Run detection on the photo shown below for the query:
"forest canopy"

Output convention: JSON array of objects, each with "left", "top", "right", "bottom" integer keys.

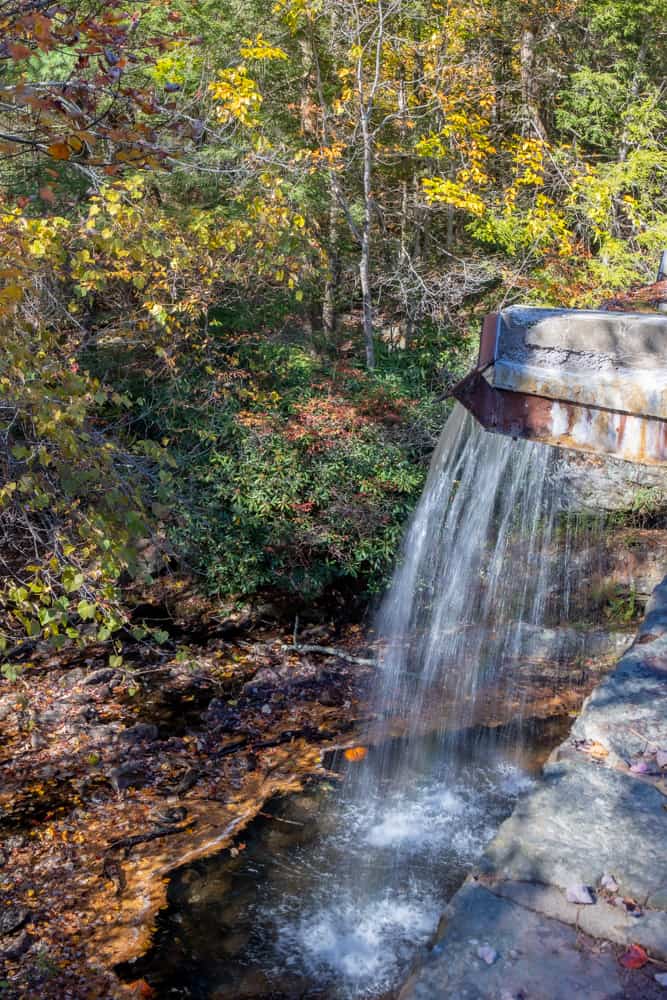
[{"left": 1, "top": 0, "right": 666, "bottom": 676}]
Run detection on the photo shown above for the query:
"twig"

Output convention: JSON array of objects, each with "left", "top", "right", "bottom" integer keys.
[
  {"left": 281, "top": 643, "right": 375, "bottom": 667},
  {"left": 107, "top": 821, "right": 194, "bottom": 855},
  {"left": 258, "top": 811, "right": 304, "bottom": 827}
]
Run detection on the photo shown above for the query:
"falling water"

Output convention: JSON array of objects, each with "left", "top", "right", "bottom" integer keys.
[
  {"left": 136, "top": 404, "right": 610, "bottom": 1000},
  {"left": 369, "top": 403, "right": 580, "bottom": 755}
]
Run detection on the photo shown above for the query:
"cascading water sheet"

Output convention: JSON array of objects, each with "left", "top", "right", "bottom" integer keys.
[{"left": 370, "top": 402, "right": 575, "bottom": 755}]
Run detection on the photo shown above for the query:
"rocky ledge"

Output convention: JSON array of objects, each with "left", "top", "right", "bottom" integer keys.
[{"left": 400, "top": 576, "right": 667, "bottom": 1000}]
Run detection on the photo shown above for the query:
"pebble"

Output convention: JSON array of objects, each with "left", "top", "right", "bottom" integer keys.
[
  {"left": 655, "top": 972, "right": 667, "bottom": 987},
  {"left": 600, "top": 873, "right": 619, "bottom": 893},
  {"left": 0, "top": 907, "right": 30, "bottom": 937},
  {"left": 566, "top": 884, "right": 595, "bottom": 905},
  {"left": 261, "top": 704, "right": 272, "bottom": 715},
  {"left": 118, "top": 722, "right": 159, "bottom": 744},
  {"left": 477, "top": 944, "right": 498, "bottom": 965}
]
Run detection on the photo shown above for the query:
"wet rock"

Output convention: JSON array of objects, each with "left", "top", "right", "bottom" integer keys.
[
  {"left": 0, "top": 930, "right": 34, "bottom": 961},
  {"left": 655, "top": 972, "right": 667, "bottom": 987},
  {"left": 83, "top": 668, "right": 118, "bottom": 686},
  {"left": 0, "top": 906, "right": 30, "bottom": 936},
  {"left": 204, "top": 698, "right": 240, "bottom": 733},
  {"left": 119, "top": 722, "right": 159, "bottom": 745},
  {"left": 600, "top": 874, "right": 619, "bottom": 893},
  {"left": 110, "top": 762, "right": 150, "bottom": 792}
]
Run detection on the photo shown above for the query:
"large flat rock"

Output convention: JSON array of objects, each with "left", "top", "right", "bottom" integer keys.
[
  {"left": 400, "top": 575, "right": 667, "bottom": 999},
  {"left": 479, "top": 759, "right": 667, "bottom": 906},
  {"left": 400, "top": 882, "right": 627, "bottom": 1000}
]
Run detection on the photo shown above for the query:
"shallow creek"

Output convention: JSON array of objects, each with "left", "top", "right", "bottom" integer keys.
[{"left": 128, "top": 722, "right": 567, "bottom": 1000}]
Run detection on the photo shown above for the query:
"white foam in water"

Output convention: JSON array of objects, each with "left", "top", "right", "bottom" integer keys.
[
  {"left": 284, "top": 889, "right": 440, "bottom": 993},
  {"left": 363, "top": 787, "right": 464, "bottom": 849},
  {"left": 255, "top": 757, "right": 533, "bottom": 998}
]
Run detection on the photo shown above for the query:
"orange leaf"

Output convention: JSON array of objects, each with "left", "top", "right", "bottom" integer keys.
[
  {"left": 128, "top": 981, "right": 156, "bottom": 999},
  {"left": 344, "top": 746, "right": 368, "bottom": 762},
  {"left": 47, "top": 142, "right": 70, "bottom": 161},
  {"left": 619, "top": 944, "right": 649, "bottom": 969},
  {"left": 39, "top": 185, "right": 55, "bottom": 203},
  {"left": 8, "top": 42, "right": 32, "bottom": 60}
]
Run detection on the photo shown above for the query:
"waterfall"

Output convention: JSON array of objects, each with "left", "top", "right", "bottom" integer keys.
[
  {"left": 296, "top": 404, "right": 602, "bottom": 997},
  {"left": 140, "top": 404, "right": 609, "bottom": 1000},
  {"left": 369, "top": 403, "right": 581, "bottom": 755}
]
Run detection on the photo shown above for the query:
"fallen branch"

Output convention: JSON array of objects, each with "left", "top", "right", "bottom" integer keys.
[
  {"left": 281, "top": 642, "right": 375, "bottom": 667},
  {"left": 107, "top": 821, "right": 194, "bottom": 855},
  {"left": 258, "top": 811, "right": 304, "bottom": 827}
]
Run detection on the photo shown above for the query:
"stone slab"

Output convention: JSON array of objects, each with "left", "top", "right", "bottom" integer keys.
[
  {"left": 568, "top": 645, "right": 667, "bottom": 765},
  {"left": 400, "top": 882, "right": 627, "bottom": 1000},
  {"left": 401, "top": 577, "right": 667, "bottom": 999},
  {"left": 488, "top": 880, "right": 667, "bottom": 961},
  {"left": 479, "top": 758, "right": 667, "bottom": 907}
]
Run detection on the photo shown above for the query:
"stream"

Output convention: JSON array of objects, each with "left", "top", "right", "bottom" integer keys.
[
  {"left": 129, "top": 724, "right": 566, "bottom": 1000},
  {"left": 124, "top": 406, "right": 609, "bottom": 999}
]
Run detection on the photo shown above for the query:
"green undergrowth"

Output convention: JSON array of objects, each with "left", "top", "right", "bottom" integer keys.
[{"left": 110, "top": 314, "right": 469, "bottom": 602}]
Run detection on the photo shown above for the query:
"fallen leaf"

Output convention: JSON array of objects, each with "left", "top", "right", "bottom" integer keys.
[
  {"left": 344, "top": 746, "right": 368, "bottom": 762},
  {"left": 577, "top": 740, "right": 608, "bottom": 760},
  {"left": 128, "top": 980, "right": 156, "bottom": 998},
  {"left": 47, "top": 142, "right": 70, "bottom": 161},
  {"left": 619, "top": 944, "right": 649, "bottom": 969}
]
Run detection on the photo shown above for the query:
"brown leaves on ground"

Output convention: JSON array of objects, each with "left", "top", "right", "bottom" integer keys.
[{"left": 0, "top": 618, "right": 372, "bottom": 998}]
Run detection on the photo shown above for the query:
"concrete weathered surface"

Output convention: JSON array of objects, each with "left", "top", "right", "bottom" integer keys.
[
  {"left": 400, "top": 576, "right": 667, "bottom": 1000},
  {"left": 453, "top": 307, "right": 667, "bottom": 465},
  {"left": 494, "top": 307, "right": 667, "bottom": 421}
]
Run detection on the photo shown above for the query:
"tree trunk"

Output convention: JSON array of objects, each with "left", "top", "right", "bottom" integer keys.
[
  {"left": 360, "top": 108, "right": 375, "bottom": 369},
  {"left": 322, "top": 184, "right": 340, "bottom": 339},
  {"left": 519, "top": 25, "right": 546, "bottom": 139}
]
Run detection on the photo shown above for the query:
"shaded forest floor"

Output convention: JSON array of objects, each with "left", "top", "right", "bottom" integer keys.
[{"left": 0, "top": 580, "right": 375, "bottom": 999}]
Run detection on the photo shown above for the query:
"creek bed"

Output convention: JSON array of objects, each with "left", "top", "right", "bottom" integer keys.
[{"left": 121, "top": 720, "right": 568, "bottom": 1000}]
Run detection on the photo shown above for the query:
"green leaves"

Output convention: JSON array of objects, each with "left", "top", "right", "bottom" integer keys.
[
  {"left": 62, "top": 568, "right": 85, "bottom": 594},
  {"left": 77, "top": 600, "right": 97, "bottom": 621}
]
